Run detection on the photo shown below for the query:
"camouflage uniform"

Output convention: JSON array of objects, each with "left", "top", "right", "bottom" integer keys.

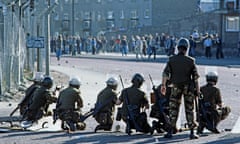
[
  {"left": 26, "top": 86, "right": 55, "bottom": 121},
  {"left": 119, "top": 86, "right": 152, "bottom": 133},
  {"left": 94, "top": 86, "right": 118, "bottom": 130},
  {"left": 200, "top": 83, "right": 231, "bottom": 131},
  {"left": 56, "top": 86, "right": 84, "bottom": 130},
  {"left": 162, "top": 53, "right": 200, "bottom": 130}
]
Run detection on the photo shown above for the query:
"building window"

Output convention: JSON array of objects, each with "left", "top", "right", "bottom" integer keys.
[
  {"left": 63, "top": 13, "right": 69, "bottom": 20},
  {"left": 64, "top": 0, "right": 69, "bottom": 4},
  {"left": 107, "top": 21, "right": 114, "bottom": 29},
  {"left": 97, "top": 11, "right": 102, "bottom": 21},
  {"left": 84, "top": 12, "right": 91, "bottom": 20},
  {"left": 96, "top": 0, "right": 101, "bottom": 3},
  {"left": 120, "top": 10, "right": 124, "bottom": 19},
  {"left": 62, "top": 20, "right": 70, "bottom": 31},
  {"left": 226, "top": 16, "right": 239, "bottom": 32},
  {"left": 225, "top": 0, "right": 236, "bottom": 9},
  {"left": 83, "top": 21, "right": 90, "bottom": 29},
  {"left": 130, "top": 20, "right": 138, "bottom": 28},
  {"left": 107, "top": 11, "right": 114, "bottom": 19},
  {"left": 131, "top": 10, "right": 138, "bottom": 19},
  {"left": 144, "top": 9, "right": 150, "bottom": 19}
]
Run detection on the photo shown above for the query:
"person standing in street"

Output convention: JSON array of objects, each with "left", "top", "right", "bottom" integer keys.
[
  {"left": 94, "top": 77, "right": 119, "bottom": 132},
  {"left": 215, "top": 34, "right": 224, "bottom": 59},
  {"left": 203, "top": 35, "right": 213, "bottom": 59},
  {"left": 161, "top": 38, "right": 200, "bottom": 139}
]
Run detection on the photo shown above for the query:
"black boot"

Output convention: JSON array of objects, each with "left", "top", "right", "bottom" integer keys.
[
  {"left": 164, "top": 128, "right": 173, "bottom": 138},
  {"left": 189, "top": 128, "right": 199, "bottom": 139},
  {"left": 197, "top": 124, "right": 204, "bottom": 135},
  {"left": 94, "top": 125, "right": 102, "bottom": 133}
]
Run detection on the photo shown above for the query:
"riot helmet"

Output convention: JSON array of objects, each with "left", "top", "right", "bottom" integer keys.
[
  {"left": 106, "top": 77, "right": 118, "bottom": 86},
  {"left": 42, "top": 76, "right": 53, "bottom": 89},
  {"left": 131, "top": 73, "right": 145, "bottom": 87},
  {"left": 106, "top": 77, "right": 118, "bottom": 90},
  {"left": 177, "top": 38, "right": 190, "bottom": 51},
  {"left": 69, "top": 77, "right": 81, "bottom": 88},
  {"left": 33, "top": 72, "right": 44, "bottom": 83},
  {"left": 206, "top": 71, "right": 218, "bottom": 83}
]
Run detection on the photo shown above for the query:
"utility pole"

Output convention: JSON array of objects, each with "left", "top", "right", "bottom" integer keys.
[
  {"left": 18, "top": 0, "right": 22, "bottom": 85},
  {"left": 72, "top": 0, "right": 74, "bottom": 36},
  {"left": 46, "top": 0, "right": 51, "bottom": 76}
]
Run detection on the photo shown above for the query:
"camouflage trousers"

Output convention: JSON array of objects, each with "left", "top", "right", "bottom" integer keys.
[{"left": 169, "top": 85, "right": 196, "bottom": 129}]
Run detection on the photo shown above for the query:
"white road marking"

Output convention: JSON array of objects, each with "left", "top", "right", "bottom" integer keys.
[{"left": 231, "top": 116, "right": 240, "bottom": 133}]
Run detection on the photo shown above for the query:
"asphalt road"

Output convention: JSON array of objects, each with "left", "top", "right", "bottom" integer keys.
[{"left": 0, "top": 53, "right": 239, "bottom": 144}]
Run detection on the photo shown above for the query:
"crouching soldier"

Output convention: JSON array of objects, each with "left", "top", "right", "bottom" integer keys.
[
  {"left": 150, "top": 82, "right": 172, "bottom": 134},
  {"left": 21, "top": 76, "right": 57, "bottom": 128},
  {"left": 116, "top": 73, "right": 153, "bottom": 135},
  {"left": 198, "top": 71, "right": 231, "bottom": 134},
  {"left": 18, "top": 72, "right": 43, "bottom": 115},
  {"left": 55, "top": 77, "right": 86, "bottom": 132},
  {"left": 94, "top": 77, "right": 119, "bottom": 132}
]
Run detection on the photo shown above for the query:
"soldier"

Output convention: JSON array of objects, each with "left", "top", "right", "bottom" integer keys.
[
  {"left": 161, "top": 38, "right": 200, "bottom": 139},
  {"left": 21, "top": 76, "right": 57, "bottom": 128},
  {"left": 150, "top": 81, "right": 173, "bottom": 134},
  {"left": 19, "top": 72, "right": 43, "bottom": 115},
  {"left": 198, "top": 71, "right": 231, "bottom": 134},
  {"left": 116, "top": 73, "right": 153, "bottom": 135},
  {"left": 56, "top": 77, "right": 85, "bottom": 132},
  {"left": 94, "top": 77, "right": 119, "bottom": 132}
]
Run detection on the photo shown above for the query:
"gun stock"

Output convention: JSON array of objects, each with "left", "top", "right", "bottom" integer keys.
[{"left": 149, "top": 74, "right": 171, "bottom": 127}]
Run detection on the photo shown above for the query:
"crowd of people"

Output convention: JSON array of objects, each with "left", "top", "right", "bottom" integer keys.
[
  {"left": 17, "top": 37, "right": 231, "bottom": 140},
  {"left": 51, "top": 30, "right": 233, "bottom": 62}
]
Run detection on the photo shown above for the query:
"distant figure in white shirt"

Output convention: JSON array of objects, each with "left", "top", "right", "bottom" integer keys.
[{"left": 203, "top": 35, "right": 213, "bottom": 59}]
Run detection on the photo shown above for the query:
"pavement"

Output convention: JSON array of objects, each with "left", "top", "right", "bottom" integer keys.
[{"left": 0, "top": 52, "right": 239, "bottom": 144}]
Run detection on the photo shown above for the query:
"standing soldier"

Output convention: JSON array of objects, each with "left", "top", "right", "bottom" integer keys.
[
  {"left": 198, "top": 71, "right": 231, "bottom": 134},
  {"left": 161, "top": 38, "right": 200, "bottom": 139},
  {"left": 94, "top": 77, "right": 119, "bottom": 132},
  {"left": 116, "top": 73, "right": 153, "bottom": 135},
  {"left": 21, "top": 76, "right": 57, "bottom": 128},
  {"left": 56, "top": 77, "right": 85, "bottom": 132}
]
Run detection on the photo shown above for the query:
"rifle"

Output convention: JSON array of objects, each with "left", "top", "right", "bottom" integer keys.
[
  {"left": 10, "top": 85, "right": 39, "bottom": 117},
  {"left": 79, "top": 98, "right": 114, "bottom": 122},
  {"left": 9, "top": 105, "right": 20, "bottom": 117},
  {"left": 119, "top": 75, "right": 143, "bottom": 135},
  {"left": 191, "top": 80, "right": 215, "bottom": 132},
  {"left": 197, "top": 93, "right": 215, "bottom": 131},
  {"left": 148, "top": 74, "right": 171, "bottom": 128}
]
